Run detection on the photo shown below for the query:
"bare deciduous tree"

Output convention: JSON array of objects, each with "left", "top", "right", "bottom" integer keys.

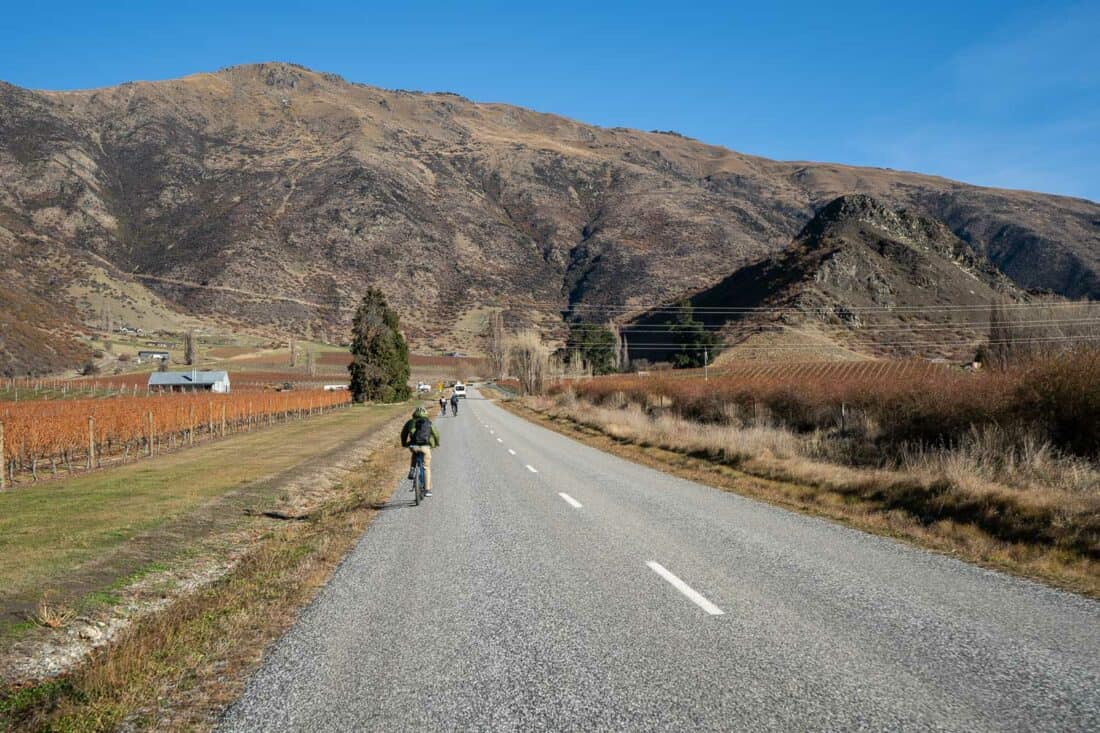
[
  {"left": 486, "top": 310, "right": 507, "bottom": 379},
  {"left": 184, "top": 330, "right": 196, "bottom": 366},
  {"left": 507, "top": 330, "right": 549, "bottom": 395},
  {"left": 983, "top": 298, "right": 1100, "bottom": 369}
]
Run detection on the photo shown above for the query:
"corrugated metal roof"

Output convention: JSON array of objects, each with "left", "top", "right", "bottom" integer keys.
[{"left": 148, "top": 371, "right": 229, "bottom": 386}]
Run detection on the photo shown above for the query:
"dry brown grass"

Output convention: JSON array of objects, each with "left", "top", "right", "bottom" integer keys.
[
  {"left": 515, "top": 394, "right": 1100, "bottom": 597},
  {"left": 898, "top": 426, "right": 1100, "bottom": 495},
  {"left": 31, "top": 595, "right": 76, "bottom": 631},
  {"left": 0, "top": 440, "right": 408, "bottom": 731}
]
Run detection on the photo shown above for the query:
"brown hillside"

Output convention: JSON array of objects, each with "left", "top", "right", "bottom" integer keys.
[
  {"left": 1, "top": 62, "right": 1097, "bottom": 373},
  {"left": 626, "top": 195, "right": 1033, "bottom": 362}
]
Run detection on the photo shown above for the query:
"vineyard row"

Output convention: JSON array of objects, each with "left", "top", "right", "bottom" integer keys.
[{"left": 0, "top": 390, "right": 352, "bottom": 488}]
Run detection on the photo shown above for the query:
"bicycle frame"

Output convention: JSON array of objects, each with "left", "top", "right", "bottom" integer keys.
[{"left": 412, "top": 451, "right": 426, "bottom": 505}]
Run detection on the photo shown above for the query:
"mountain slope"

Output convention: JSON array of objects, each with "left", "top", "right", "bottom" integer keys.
[
  {"left": 626, "top": 194, "right": 1032, "bottom": 362},
  {"left": 1, "top": 62, "right": 1098, "bottom": 374}
]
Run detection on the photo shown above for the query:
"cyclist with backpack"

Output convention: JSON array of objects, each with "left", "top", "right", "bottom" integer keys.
[
  {"left": 439, "top": 394, "right": 447, "bottom": 416},
  {"left": 449, "top": 391, "right": 459, "bottom": 416},
  {"left": 401, "top": 407, "right": 440, "bottom": 496}
]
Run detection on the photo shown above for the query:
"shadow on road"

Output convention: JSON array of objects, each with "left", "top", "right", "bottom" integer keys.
[{"left": 371, "top": 485, "right": 419, "bottom": 510}]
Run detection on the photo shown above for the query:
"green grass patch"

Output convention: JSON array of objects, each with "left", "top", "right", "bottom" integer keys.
[
  {"left": 0, "top": 439, "right": 406, "bottom": 731},
  {"left": 0, "top": 403, "right": 407, "bottom": 630}
]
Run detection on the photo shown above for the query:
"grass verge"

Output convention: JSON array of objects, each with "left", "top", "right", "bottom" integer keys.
[
  {"left": 0, "top": 436, "right": 408, "bottom": 731},
  {"left": 503, "top": 396, "right": 1099, "bottom": 599},
  {"left": 1, "top": 404, "right": 403, "bottom": 630}
]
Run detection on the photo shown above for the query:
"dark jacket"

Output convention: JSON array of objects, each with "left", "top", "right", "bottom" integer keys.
[{"left": 401, "top": 418, "right": 440, "bottom": 448}]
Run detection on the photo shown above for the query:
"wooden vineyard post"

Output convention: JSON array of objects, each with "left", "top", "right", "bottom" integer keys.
[
  {"left": 221, "top": 404, "right": 226, "bottom": 437},
  {"left": 189, "top": 405, "right": 195, "bottom": 447},
  {"left": 146, "top": 411, "right": 154, "bottom": 456},
  {"left": 0, "top": 421, "right": 6, "bottom": 490},
  {"left": 87, "top": 416, "right": 96, "bottom": 470},
  {"left": 208, "top": 401, "right": 214, "bottom": 436}
]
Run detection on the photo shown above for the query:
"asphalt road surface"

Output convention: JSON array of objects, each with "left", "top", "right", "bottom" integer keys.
[{"left": 220, "top": 388, "right": 1100, "bottom": 731}]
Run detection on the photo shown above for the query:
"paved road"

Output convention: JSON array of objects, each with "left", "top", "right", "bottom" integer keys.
[{"left": 221, "top": 389, "right": 1100, "bottom": 731}]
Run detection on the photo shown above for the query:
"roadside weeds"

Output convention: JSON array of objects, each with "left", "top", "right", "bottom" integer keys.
[
  {"left": 0, "top": 434, "right": 409, "bottom": 731},
  {"left": 503, "top": 397, "right": 1099, "bottom": 599}
]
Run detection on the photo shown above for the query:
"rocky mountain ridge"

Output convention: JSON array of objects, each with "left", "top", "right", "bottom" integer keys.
[
  {"left": 1, "top": 62, "right": 1098, "bottom": 374},
  {"left": 626, "top": 194, "right": 1032, "bottom": 362}
]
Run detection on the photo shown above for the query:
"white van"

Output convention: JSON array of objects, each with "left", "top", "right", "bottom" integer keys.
[{"left": 453, "top": 383, "right": 467, "bottom": 399}]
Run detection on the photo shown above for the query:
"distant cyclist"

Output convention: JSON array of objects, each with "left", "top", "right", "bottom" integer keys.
[
  {"left": 450, "top": 391, "right": 459, "bottom": 416},
  {"left": 401, "top": 407, "right": 440, "bottom": 497},
  {"left": 439, "top": 394, "right": 447, "bottom": 416}
]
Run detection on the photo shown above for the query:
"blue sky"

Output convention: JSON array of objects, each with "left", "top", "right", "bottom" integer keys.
[{"left": 3, "top": 1, "right": 1097, "bottom": 201}]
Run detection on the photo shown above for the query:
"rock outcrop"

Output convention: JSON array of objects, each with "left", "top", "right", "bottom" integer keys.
[{"left": 626, "top": 195, "right": 1033, "bottom": 361}]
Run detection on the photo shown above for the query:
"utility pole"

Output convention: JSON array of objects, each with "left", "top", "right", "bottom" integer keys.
[{"left": 704, "top": 348, "right": 709, "bottom": 381}]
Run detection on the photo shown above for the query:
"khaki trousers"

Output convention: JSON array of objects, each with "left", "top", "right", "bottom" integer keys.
[{"left": 409, "top": 445, "right": 432, "bottom": 491}]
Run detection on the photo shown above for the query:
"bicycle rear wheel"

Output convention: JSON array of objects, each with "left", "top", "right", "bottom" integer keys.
[{"left": 413, "top": 454, "right": 423, "bottom": 506}]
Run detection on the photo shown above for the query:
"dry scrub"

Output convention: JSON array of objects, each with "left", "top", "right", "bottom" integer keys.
[
  {"left": 517, "top": 391, "right": 1100, "bottom": 596},
  {"left": 562, "top": 350, "right": 1100, "bottom": 462}
]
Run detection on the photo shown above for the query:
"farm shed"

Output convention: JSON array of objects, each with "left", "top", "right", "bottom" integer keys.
[{"left": 148, "top": 370, "right": 231, "bottom": 394}]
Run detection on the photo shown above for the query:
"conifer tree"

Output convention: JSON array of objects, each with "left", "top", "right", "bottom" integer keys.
[
  {"left": 669, "top": 301, "right": 718, "bottom": 369},
  {"left": 348, "top": 289, "right": 411, "bottom": 403}
]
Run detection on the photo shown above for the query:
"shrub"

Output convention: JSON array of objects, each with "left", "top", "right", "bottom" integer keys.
[
  {"left": 559, "top": 352, "right": 1100, "bottom": 462},
  {"left": 1015, "top": 349, "right": 1100, "bottom": 459}
]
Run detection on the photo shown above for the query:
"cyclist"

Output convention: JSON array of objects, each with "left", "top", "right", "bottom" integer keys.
[
  {"left": 450, "top": 391, "right": 460, "bottom": 416},
  {"left": 401, "top": 407, "right": 440, "bottom": 496},
  {"left": 439, "top": 394, "right": 447, "bottom": 416}
]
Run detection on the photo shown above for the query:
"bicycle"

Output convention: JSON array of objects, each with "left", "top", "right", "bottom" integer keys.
[{"left": 411, "top": 451, "right": 427, "bottom": 505}]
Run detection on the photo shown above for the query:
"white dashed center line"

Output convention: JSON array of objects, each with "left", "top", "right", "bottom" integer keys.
[
  {"left": 496, "top": 438, "right": 503, "bottom": 443},
  {"left": 558, "top": 492, "right": 582, "bottom": 508},
  {"left": 645, "top": 561, "right": 725, "bottom": 616},
  {"left": 507, "top": 449, "right": 516, "bottom": 455},
  {"left": 525, "top": 464, "right": 538, "bottom": 473}
]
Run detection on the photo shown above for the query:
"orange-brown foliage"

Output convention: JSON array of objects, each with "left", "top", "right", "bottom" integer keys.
[
  {"left": 561, "top": 354, "right": 1100, "bottom": 459},
  {"left": 0, "top": 389, "right": 351, "bottom": 483}
]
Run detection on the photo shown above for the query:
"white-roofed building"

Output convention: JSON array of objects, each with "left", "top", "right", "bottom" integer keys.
[{"left": 148, "top": 370, "right": 230, "bottom": 393}]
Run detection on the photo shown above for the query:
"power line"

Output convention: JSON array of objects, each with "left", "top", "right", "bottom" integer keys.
[
  {"left": 557, "top": 334, "right": 1100, "bottom": 351},
  {"left": 553, "top": 301, "right": 1099, "bottom": 315},
  {"left": 497, "top": 298, "right": 1097, "bottom": 311},
  {"left": 611, "top": 317, "right": 1100, "bottom": 333}
]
